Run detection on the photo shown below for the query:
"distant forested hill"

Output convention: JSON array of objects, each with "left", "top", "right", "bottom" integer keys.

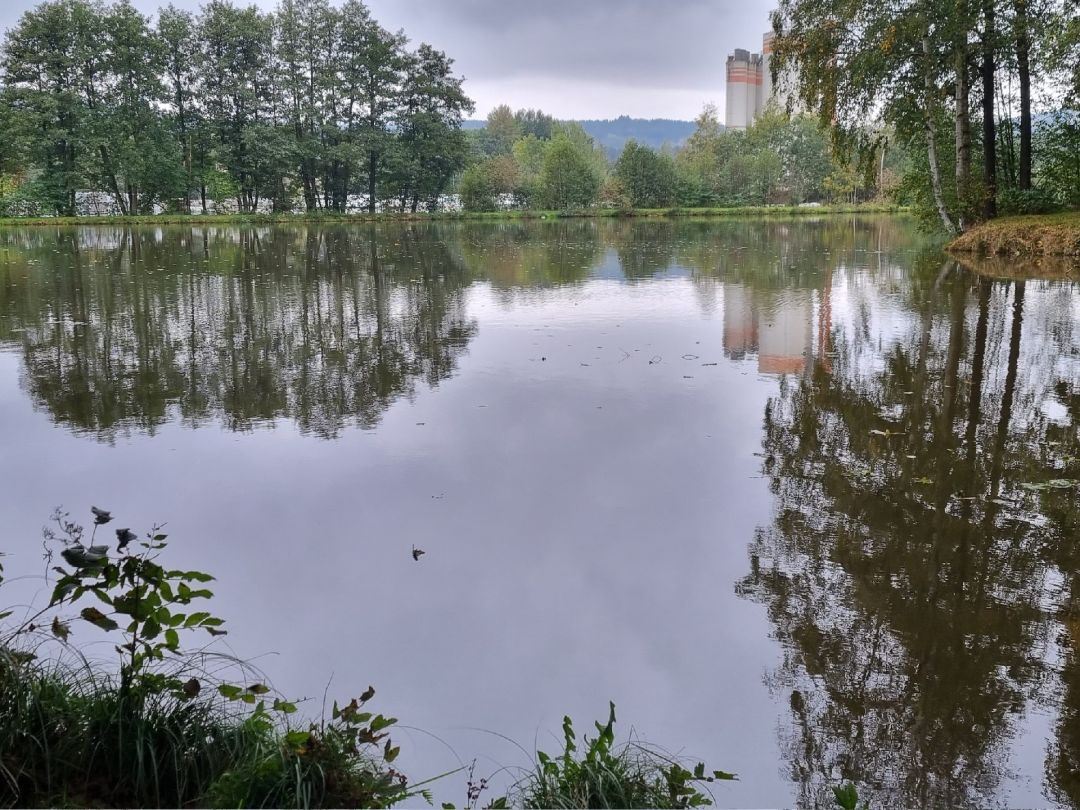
[
  {"left": 575, "top": 117, "right": 699, "bottom": 157},
  {"left": 463, "top": 116, "right": 700, "bottom": 157}
]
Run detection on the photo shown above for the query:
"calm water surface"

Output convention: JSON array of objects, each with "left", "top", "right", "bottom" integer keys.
[{"left": 1, "top": 217, "right": 1079, "bottom": 808}]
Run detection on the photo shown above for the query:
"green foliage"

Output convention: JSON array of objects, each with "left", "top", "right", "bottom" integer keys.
[
  {"left": 772, "top": 0, "right": 1080, "bottom": 231},
  {"left": 0, "top": 0, "right": 472, "bottom": 216},
  {"left": 998, "top": 187, "right": 1064, "bottom": 215},
  {"left": 1033, "top": 114, "right": 1080, "bottom": 208},
  {"left": 395, "top": 44, "right": 474, "bottom": 212},
  {"left": 34, "top": 509, "right": 227, "bottom": 694},
  {"left": 0, "top": 506, "right": 423, "bottom": 808},
  {"left": 674, "top": 105, "right": 844, "bottom": 207},
  {"left": 515, "top": 109, "right": 556, "bottom": 140},
  {"left": 833, "top": 783, "right": 861, "bottom": 810},
  {"left": 540, "top": 135, "right": 601, "bottom": 211},
  {"left": 833, "top": 782, "right": 872, "bottom": 810},
  {"left": 0, "top": 653, "right": 256, "bottom": 807},
  {"left": 614, "top": 141, "right": 676, "bottom": 208},
  {"left": 459, "top": 164, "right": 497, "bottom": 212},
  {"left": 205, "top": 689, "right": 418, "bottom": 809},
  {"left": 512, "top": 703, "right": 734, "bottom": 809}
]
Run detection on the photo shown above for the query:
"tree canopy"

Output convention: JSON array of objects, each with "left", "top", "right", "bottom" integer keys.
[
  {"left": 0, "top": 0, "right": 474, "bottom": 216},
  {"left": 769, "top": 0, "right": 1080, "bottom": 230}
]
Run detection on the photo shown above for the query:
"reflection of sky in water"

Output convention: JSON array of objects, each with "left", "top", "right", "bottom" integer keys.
[{"left": 0, "top": 218, "right": 1078, "bottom": 808}]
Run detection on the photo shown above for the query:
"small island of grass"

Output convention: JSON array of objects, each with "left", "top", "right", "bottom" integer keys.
[{"left": 947, "top": 211, "right": 1080, "bottom": 259}]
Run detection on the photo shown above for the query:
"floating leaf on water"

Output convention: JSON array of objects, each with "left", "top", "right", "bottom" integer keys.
[
  {"left": 914, "top": 477, "right": 934, "bottom": 485},
  {"left": 1020, "top": 479, "right": 1078, "bottom": 492}
]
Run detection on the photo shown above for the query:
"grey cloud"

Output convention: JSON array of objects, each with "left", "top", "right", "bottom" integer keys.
[
  {"left": 369, "top": 0, "right": 772, "bottom": 90},
  {"left": 0, "top": 0, "right": 774, "bottom": 118}
]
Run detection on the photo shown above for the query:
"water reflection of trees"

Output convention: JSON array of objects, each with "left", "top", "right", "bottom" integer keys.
[
  {"left": 736, "top": 263, "right": 1080, "bottom": 807},
  {"left": 449, "top": 220, "right": 603, "bottom": 291},
  {"left": 0, "top": 225, "right": 477, "bottom": 439},
  {"left": 0, "top": 216, "right": 945, "bottom": 441}
]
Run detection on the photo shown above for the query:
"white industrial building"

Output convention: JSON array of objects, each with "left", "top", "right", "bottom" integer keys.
[{"left": 725, "top": 32, "right": 790, "bottom": 130}]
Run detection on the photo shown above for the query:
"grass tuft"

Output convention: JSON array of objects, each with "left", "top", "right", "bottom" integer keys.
[
  {"left": 508, "top": 703, "right": 734, "bottom": 809},
  {"left": 0, "top": 651, "right": 250, "bottom": 807}
]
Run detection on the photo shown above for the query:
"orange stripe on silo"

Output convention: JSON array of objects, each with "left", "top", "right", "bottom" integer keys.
[{"left": 759, "top": 355, "right": 806, "bottom": 374}]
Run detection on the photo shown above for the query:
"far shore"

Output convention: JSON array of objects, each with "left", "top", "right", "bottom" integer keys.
[{"left": 0, "top": 202, "right": 905, "bottom": 228}]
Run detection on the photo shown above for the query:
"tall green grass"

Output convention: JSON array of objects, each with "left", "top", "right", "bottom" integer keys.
[
  {"left": 0, "top": 649, "right": 422, "bottom": 809},
  {"left": 508, "top": 703, "right": 735, "bottom": 809},
  {"left": 0, "top": 652, "right": 249, "bottom": 806}
]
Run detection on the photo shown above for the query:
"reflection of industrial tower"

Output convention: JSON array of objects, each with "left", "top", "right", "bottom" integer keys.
[
  {"left": 725, "top": 32, "right": 788, "bottom": 130},
  {"left": 722, "top": 281, "right": 833, "bottom": 376}
]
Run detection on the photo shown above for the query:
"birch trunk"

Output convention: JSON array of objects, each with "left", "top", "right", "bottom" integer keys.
[{"left": 924, "top": 34, "right": 958, "bottom": 235}]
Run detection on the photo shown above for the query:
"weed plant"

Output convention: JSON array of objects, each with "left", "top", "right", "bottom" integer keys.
[
  {"left": 507, "top": 703, "right": 735, "bottom": 809},
  {"left": 0, "top": 508, "right": 420, "bottom": 809}
]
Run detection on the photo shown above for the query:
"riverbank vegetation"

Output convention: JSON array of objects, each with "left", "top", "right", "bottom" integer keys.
[
  {"left": 947, "top": 211, "right": 1080, "bottom": 257},
  {"left": 0, "top": 507, "right": 733, "bottom": 808},
  {"left": 0, "top": 0, "right": 883, "bottom": 220},
  {"left": 0, "top": 0, "right": 1076, "bottom": 240},
  {"left": 770, "top": 0, "right": 1080, "bottom": 235},
  {"left": 0, "top": 202, "right": 903, "bottom": 228},
  {"left": 458, "top": 105, "right": 901, "bottom": 213}
]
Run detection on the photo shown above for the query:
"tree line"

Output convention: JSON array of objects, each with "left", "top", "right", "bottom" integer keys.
[
  {"left": 769, "top": 0, "right": 1080, "bottom": 232},
  {"left": 458, "top": 102, "right": 902, "bottom": 212},
  {"left": 3, "top": 0, "right": 1075, "bottom": 225},
  {"left": 0, "top": 0, "right": 473, "bottom": 217}
]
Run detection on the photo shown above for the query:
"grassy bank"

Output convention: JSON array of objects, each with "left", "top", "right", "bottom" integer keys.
[
  {"left": 947, "top": 211, "right": 1080, "bottom": 258},
  {"left": 0, "top": 508, "right": 734, "bottom": 809},
  {"left": 0, "top": 654, "right": 421, "bottom": 809},
  {"left": 0, "top": 203, "right": 904, "bottom": 228}
]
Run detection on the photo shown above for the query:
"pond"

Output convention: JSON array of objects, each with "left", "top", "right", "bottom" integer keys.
[{"left": 1, "top": 216, "right": 1078, "bottom": 808}]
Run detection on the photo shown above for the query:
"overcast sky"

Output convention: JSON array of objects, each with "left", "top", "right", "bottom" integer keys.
[{"left": 0, "top": 0, "right": 775, "bottom": 120}]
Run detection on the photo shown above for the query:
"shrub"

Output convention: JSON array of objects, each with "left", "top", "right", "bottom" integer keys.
[
  {"left": 613, "top": 141, "right": 676, "bottom": 209},
  {"left": 459, "top": 165, "right": 497, "bottom": 212},
  {"left": 540, "top": 136, "right": 601, "bottom": 211},
  {"left": 998, "top": 187, "right": 1063, "bottom": 216}
]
